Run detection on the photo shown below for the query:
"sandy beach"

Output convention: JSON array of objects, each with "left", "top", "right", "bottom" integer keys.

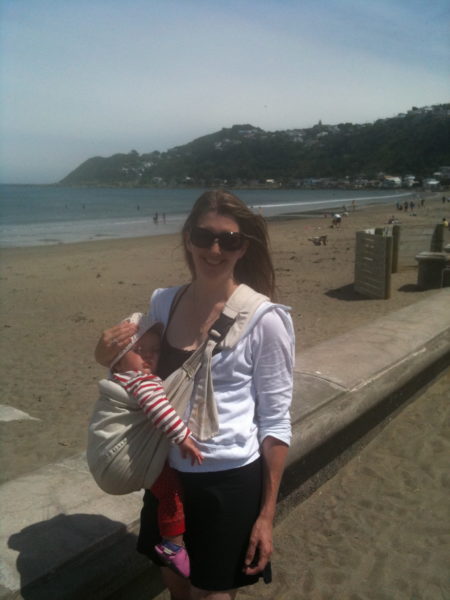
[
  {"left": 240, "top": 368, "right": 450, "bottom": 600},
  {"left": 0, "top": 193, "right": 448, "bottom": 482}
]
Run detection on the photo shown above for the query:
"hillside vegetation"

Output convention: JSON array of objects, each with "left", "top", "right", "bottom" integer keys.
[{"left": 60, "top": 104, "right": 450, "bottom": 187}]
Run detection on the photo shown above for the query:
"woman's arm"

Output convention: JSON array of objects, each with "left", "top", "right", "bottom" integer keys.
[
  {"left": 243, "top": 309, "right": 295, "bottom": 575},
  {"left": 94, "top": 287, "right": 177, "bottom": 367},
  {"left": 243, "top": 436, "right": 289, "bottom": 575},
  {"left": 94, "top": 321, "right": 137, "bottom": 366}
]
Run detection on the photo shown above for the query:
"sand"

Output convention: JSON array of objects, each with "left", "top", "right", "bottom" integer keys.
[
  {"left": 240, "top": 369, "right": 450, "bottom": 600},
  {"left": 0, "top": 193, "right": 447, "bottom": 482}
]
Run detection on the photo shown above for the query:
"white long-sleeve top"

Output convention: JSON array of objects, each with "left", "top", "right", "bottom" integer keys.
[
  {"left": 149, "top": 286, "right": 295, "bottom": 473},
  {"left": 112, "top": 370, "right": 190, "bottom": 445}
]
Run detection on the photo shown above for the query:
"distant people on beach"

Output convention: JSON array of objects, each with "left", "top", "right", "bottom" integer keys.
[
  {"left": 308, "top": 235, "right": 328, "bottom": 246},
  {"left": 331, "top": 213, "right": 342, "bottom": 228},
  {"left": 153, "top": 212, "right": 159, "bottom": 224}
]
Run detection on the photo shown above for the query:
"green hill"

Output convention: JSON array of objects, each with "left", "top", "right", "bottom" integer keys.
[{"left": 60, "top": 104, "right": 450, "bottom": 187}]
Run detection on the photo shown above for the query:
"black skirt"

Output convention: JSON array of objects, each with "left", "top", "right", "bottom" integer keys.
[{"left": 137, "top": 458, "right": 271, "bottom": 591}]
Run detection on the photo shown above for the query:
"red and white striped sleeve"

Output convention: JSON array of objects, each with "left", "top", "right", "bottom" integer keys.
[{"left": 113, "top": 371, "right": 189, "bottom": 445}]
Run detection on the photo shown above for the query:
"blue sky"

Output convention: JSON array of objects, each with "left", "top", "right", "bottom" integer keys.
[{"left": 1, "top": 0, "right": 449, "bottom": 184}]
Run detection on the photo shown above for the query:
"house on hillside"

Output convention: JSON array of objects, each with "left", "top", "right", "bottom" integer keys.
[
  {"left": 381, "top": 175, "right": 402, "bottom": 188},
  {"left": 423, "top": 178, "right": 440, "bottom": 189},
  {"left": 403, "top": 175, "right": 418, "bottom": 187}
]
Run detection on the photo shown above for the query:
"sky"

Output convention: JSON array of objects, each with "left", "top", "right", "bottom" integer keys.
[{"left": 1, "top": 0, "right": 449, "bottom": 184}]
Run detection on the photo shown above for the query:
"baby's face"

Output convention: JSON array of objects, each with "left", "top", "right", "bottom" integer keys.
[{"left": 115, "top": 330, "right": 161, "bottom": 374}]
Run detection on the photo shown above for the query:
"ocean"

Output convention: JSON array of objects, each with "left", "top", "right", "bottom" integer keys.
[{"left": 0, "top": 185, "right": 414, "bottom": 248}]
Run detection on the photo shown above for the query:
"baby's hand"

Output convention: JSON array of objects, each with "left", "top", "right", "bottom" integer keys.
[{"left": 179, "top": 436, "right": 203, "bottom": 466}]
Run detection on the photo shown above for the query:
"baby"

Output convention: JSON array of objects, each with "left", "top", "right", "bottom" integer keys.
[{"left": 110, "top": 313, "right": 202, "bottom": 578}]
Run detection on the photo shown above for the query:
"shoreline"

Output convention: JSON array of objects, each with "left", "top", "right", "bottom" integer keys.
[
  {"left": 0, "top": 192, "right": 428, "bottom": 253},
  {"left": 2, "top": 181, "right": 440, "bottom": 190},
  {"left": 0, "top": 189, "right": 418, "bottom": 250}
]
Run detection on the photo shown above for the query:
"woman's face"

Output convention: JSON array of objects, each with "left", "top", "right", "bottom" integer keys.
[{"left": 185, "top": 211, "right": 248, "bottom": 284}]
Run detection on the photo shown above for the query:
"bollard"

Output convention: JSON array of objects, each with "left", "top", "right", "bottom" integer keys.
[
  {"left": 430, "top": 224, "right": 445, "bottom": 252},
  {"left": 415, "top": 252, "right": 448, "bottom": 289},
  {"left": 442, "top": 267, "right": 450, "bottom": 287},
  {"left": 392, "top": 225, "right": 400, "bottom": 273}
]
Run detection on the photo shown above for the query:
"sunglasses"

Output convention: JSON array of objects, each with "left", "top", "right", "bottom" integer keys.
[{"left": 190, "top": 226, "right": 248, "bottom": 251}]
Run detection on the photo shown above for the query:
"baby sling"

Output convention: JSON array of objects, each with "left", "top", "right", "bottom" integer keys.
[{"left": 86, "top": 284, "right": 269, "bottom": 495}]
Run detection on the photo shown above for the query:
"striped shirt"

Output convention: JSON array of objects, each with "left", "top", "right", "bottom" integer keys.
[{"left": 112, "top": 371, "right": 190, "bottom": 445}]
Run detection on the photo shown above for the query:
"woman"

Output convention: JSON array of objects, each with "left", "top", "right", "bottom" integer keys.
[{"left": 95, "top": 190, "right": 295, "bottom": 599}]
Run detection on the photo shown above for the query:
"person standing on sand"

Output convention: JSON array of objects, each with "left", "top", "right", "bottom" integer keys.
[
  {"left": 332, "top": 213, "right": 342, "bottom": 228},
  {"left": 94, "top": 189, "right": 295, "bottom": 600}
]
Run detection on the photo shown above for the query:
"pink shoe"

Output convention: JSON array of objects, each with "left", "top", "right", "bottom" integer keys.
[{"left": 155, "top": 541, "right": 190, "bottom": 578}]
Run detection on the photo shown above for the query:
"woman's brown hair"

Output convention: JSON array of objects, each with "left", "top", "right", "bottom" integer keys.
[{"left": 181, "top": 189, "right": 276, "bottom": 299}]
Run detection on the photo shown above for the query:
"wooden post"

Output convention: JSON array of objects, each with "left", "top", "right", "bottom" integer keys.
[
  {"left": 430, "top": 224, "right": 445, "bottom": 252},
  {"left": 354, "top": 231, "right": 393, "bottom": 299},
  {"left": 384, "top": 236, "right": 393, "bottom": 298},
  {"left": 391, "top": 225, "right": 400, "bottom": 273}
]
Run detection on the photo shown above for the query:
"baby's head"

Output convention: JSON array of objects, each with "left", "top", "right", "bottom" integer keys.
[{"left": 110, "top": 312, "right": 163, "bottom": 375}]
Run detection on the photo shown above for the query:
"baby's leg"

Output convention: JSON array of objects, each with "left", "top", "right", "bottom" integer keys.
[
  {"left": 151, "top": 462, "right": 185, "bottom": 543},
  {"left": 152, "top": 463, "right": 190, "bottom": 578}
]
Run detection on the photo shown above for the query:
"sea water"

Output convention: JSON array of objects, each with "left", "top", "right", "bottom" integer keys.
[{"left": 0, "top": 185, "right": 413, "bottom": 248}]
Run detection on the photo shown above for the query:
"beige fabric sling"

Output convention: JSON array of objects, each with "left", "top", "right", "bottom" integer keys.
[{"left": 87, "top": 284, "right": 268, "bottom": 495}]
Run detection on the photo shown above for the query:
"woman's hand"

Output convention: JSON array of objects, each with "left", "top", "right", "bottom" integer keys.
[
  {"left": 179, "top": 436, "right": 204, "bottom": 466},
  {"left": 94, "top": 321, "right": 137, "bottom": 367},
  {"left": 243, "top": 515, "right": 273, "bottom": 575}
]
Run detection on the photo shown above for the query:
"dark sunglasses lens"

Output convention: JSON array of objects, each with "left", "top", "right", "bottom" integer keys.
[
  {"left": 190, "top": 227, "right": 214, "bottom": 248},
  {"left": 190, "top": 228, "right": 245, "bottom": 251},
  {"left": 220, "top": 232, "right": 244, "bottom": 251}
]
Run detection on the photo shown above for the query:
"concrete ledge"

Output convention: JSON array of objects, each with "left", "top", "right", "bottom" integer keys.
[
  {"left": 0, "top": 455, "right": 146, "bottom": 600},
  {"left": 1, "top": 289, "right": 449, "bottom": 599},
  {"left": 289, "top": 288, "right": 450, "bottom": 466}
]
